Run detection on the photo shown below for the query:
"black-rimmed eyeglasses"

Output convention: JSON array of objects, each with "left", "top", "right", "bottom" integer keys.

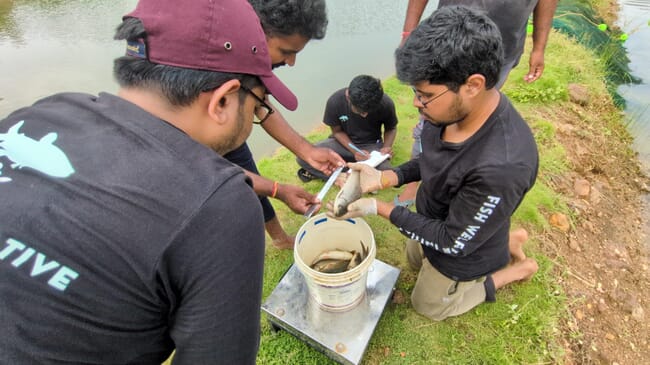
[
  {"left": 241, "top": 86, "right": 274, "bottom": 124},
  {"left": 411, "top": 87, "right": 450, "bottom": 107}
]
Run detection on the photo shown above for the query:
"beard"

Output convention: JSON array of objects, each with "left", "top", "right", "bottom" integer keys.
[
  {"left": 272, "top": 62, "right": 286, "bottom": 69},
  {"left": 419, "top": 93, "right": 467, "bottom": 127},
  {"left": 211, "top": 109, "right": 251, "bottom": 155}
]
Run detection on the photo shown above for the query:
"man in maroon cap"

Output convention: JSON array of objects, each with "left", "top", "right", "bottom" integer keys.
[{"left": 0, "top": 0, "right": 288, "bottom": 363}]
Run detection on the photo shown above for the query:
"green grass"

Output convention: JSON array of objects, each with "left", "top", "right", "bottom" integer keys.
[{"left": 251, "top": 29, "right": 627, "bottom": 365}]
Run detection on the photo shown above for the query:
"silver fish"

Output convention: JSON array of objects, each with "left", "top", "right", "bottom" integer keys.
[
  {"left": 310, "top": 249, "right": 354, "bottom": 266},
  {"left": 359, "top": 240, "right": 368, "bottom": 261},
  {"left": 346, "top": 250, "right": 362, "bottom": 270},
  {"left": 312, "top": 259, "right": 351, "bottom": 273},
  {"left": 333, "top": 170, "right": 362, "bottom": 217}
]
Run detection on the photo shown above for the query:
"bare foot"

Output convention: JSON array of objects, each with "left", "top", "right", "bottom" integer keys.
[
  {"left": 509, "top": 228, "right": 529, "bottom": 263},
  {"left": 518, "top": 258, "right": 539, "bottom": 281},
  {"left": 265, "top": 217, "right": 294, "bottom": 249},
  {"left": 271, "top": 235, "right": 295, "bottom": 250},
  {"left": 492, "top": 257, "right": 539, "bottom": 289}
]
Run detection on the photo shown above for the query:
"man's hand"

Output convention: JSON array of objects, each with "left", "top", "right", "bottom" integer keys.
[
  {"left": 275, "top": 183, "right": 320, "bottom": 214},
  {"left": 326, "top": 198, "right": 377, "bottom": 220},
  {"left": 379, "top": 146, "right": 393, "bottom": 157},
  {"left": 524, "top": 49, "right": 545, "bottom": 83},
  {"left": 353, "top": 150, "right": 370, "bottom": 162},
  {"left": 303, "top": 146, "right": 345, "bottom": 176},
  {"left": 347, "top": 163, "right": 383, "bottom": 193}
]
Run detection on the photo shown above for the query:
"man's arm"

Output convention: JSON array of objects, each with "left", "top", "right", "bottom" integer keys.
[
  {"left": 388, "top": 165, "right": 533, "bottom": 256},
  {"left": 168, "top": 181, "right": 265, "bottom": 364},
  {"left": 260, "top": 105, "right": 312, "bottom": 159},
  {"left": 381, "top": 128, "right": 397, "bottom": 156},
  {"left": 330, "top": 125, "right": 369, "bottom": 161},
  {"left": 380, "top": 97, "right": 399, "bottom": 155},
  {"left": 525, "top": 0, "right": 558, "bottom": 83},
  {"left": 402, "top": 0, "right": 429, "bottom": 44},
  {"left": 261, "top": 100, "right": 344, "bottom": 176},
  {"left": 243, "top": 169, "right": 318, "bottom": 215}
]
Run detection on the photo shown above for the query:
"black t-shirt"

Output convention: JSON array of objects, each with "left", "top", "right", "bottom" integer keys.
[
  {"left": 438, "top": 0, "right": 539, "bottom": 67},
  {"left": 323, "top": 88, "right": 398, "bottom": 144},
  {"left": 0, "top": 93, "right": 265, "bottom": 364},
  {"left": 390, "top": 94, "right": 538, "bottom": 281}
]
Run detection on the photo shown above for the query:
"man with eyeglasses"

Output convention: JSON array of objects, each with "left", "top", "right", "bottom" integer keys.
[
  {"left": 329, "top": 6, "right": 539, "bottom": 321},
  {"left": 220, "top": 0, "right": 344, "bottom": 250},
  {"left": 397, "top": 0, "right": 558, "bottom": 208},
  {"left": 295, "top": 75, "right": 398, "bottom": 181},
  {"left": 241, "top": 85, "right": 275, "bottom": 125},
  {"left": 0, "top": 0, "right": 294, "bottom": 363}
]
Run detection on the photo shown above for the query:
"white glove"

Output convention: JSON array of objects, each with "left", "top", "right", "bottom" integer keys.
[
  {"left": 327, "top": 198, "right": 377, "bottom": 220},
  {"left": 347, "top": 163, "right": 383, "bottom": 193}
]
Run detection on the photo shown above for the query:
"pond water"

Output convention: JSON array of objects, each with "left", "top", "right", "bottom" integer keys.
[
  {"left": 0, "top": 0, "right": 437, "bottom": 159},
  {"left": 616, "top": 0, "right": 650, "bottom": 246},
  {"left": 0, "top": 0, "right": 647, "bottom": 169},
  {"left": 617, "top": 0, "right": 650, "bottom": 176}
]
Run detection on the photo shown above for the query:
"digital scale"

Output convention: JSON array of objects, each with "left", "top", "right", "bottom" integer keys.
[{"left": 261, "top": 259, "right": 400, "bottom": 365}]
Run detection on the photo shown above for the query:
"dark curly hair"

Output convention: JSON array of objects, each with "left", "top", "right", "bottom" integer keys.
[
  {"left": 248, "top": 0, "right": 327, "bottom": 40},
  {"left": 348, "top": 75, "right": 384, "bottom": 114},
  {"left": 395, "top": 5, "right": 503, "bottom": 91}
]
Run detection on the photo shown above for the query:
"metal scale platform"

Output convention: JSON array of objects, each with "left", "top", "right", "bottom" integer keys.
[{"left": 261, "top": 259, "right": 400, "bottom": 365}]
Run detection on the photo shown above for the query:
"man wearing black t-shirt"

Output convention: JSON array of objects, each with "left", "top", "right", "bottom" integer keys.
[
  {"left": 297, "top": 75, "right": 398, "bottom": 181},
  {"left": 0, "top": 0, "right": 295, "bottom": 363},
  {"left": 397, "top": 0, "right": 558, "bottom": 207},
  {"left": 228, "top": 0, "right": 345, "bottom": 249},
  {"left": 330, "top": 6, "right": 539, "bottom": 321}
]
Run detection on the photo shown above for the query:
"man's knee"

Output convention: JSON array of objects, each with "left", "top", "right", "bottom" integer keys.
[
  {"left": 410, "top": 261, "right": 489, "bottom": 321},
  {"left": 411, "top": 295, "right": 451, "bottom": 321}
]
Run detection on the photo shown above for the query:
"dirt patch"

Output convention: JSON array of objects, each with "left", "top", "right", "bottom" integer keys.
[{"left": 529, "top": 92, "right": 650, "bottom": 363}]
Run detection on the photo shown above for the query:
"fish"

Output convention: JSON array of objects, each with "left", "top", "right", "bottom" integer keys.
[
  {"left": 0, "top": 120, "right": 75, "bottom": 178},
  {"left": 309, "top": 245, "right": 370, "bottom": 273},
  {"left": 311, "top": 249, "right": 354, "bottom": 266},
  {"left": 312, "top": 259, "right": 351, "bottom": 273},
  {"left": 346, "top": 250, "right": 362, "bottom": 270},
  {"left": 333, "top": 170, "right": 362, "bottom": 217},
  {"left": 360, "top": 240, "right": 368, "bottom": 260}
]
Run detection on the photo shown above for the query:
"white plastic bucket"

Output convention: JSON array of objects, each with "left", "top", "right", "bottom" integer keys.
[{"left": 294, "top": 213, "right": 376, "bottom": 312}]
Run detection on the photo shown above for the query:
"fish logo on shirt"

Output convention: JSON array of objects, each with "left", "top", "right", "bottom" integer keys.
[
  {"left": 339, "top": 115, "right": 349, "bottom": 123},
  {"left": 0, "top": 120, "right": 75, "bottom": 182}
]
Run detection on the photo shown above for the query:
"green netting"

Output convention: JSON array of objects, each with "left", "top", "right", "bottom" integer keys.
[{"left": 552, "top": 0, "right": 640, "bottom": 106}]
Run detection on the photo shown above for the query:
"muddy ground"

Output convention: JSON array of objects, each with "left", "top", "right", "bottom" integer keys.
[{"left": 531, "top": 86, "right": 649, "bottom": 363}]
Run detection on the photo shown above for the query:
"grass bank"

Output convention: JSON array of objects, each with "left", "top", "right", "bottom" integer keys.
[{"left": 253, "top": 29, "right": 630, "bottom": 364}]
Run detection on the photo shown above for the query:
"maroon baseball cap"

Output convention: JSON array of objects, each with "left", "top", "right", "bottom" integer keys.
[{"left": 123, "top": 0, "right": 297, "bottom": 111}]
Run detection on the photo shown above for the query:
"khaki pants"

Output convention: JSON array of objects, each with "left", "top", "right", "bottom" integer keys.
[{"left": 406, "top": 239, "right": 489, "bottom": 321}]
